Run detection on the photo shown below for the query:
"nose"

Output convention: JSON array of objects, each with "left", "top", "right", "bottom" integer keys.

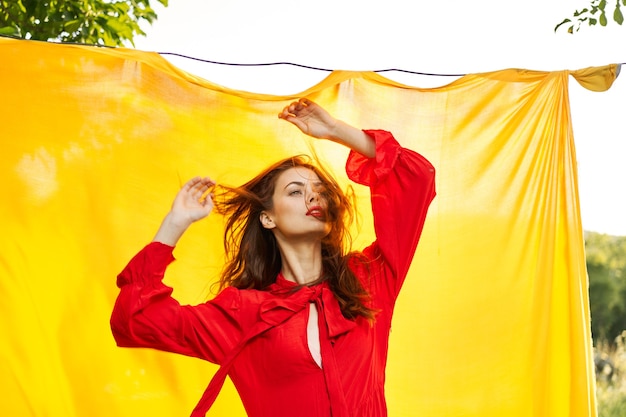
[{"left": 306, "top": 186, "right": 320, "bottom": 203}]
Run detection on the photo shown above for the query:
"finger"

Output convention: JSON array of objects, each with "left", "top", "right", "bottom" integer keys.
[
  {"left": 290, "top": 99, "right": 304, "bottom": 108},
  {"left": 184, "top": 179, "right": 208, "bottom": 200},
  {"left": 184, "top": 176, "right": 214, "bottom": 189},
  {"left": 200, "top": 177, "right": 216, "bottom": 188},
  {"left": 287, "top": 103, "right": 298, "bottom": 115},
  {"left": 278, "top": 106, "right": 291, "bottom": 119},
  {"left": 278, "top": 99, "right": 309, "bottom": 119},
  {"left": 183, "top": 176, "right": 203, "bottom": 191},
  {"left": 283, "top": 116, "right": 306, "bottom": 132},
  {"left": 204, "top": 192, "right": 216, "bottom": 205},
  {"left": 296, "top": 98, "right": 310, "bottom": 110},
  {"left": 193, "top": 181, "right": 212, "bottom": 196},
  {"left": 198, "top": 179, "right": 216, "bottom": 201}
]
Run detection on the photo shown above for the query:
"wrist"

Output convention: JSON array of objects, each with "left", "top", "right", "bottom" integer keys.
[
  {"left": 152, "top": 212, "right": 192, "bottom": 246},
  {"left": 164, "top": 211, "right": 194, "bottom": 230},
  {"left": 327, "top": 121, "right": 375, "bottom": 158},
  {"left": 325, "top": 119, "right": 349, "bottom": 141}
]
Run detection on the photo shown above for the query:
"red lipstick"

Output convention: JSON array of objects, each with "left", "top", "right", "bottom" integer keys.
[{"left": 306, "top": 206, "right": 324, "bottom": 218}]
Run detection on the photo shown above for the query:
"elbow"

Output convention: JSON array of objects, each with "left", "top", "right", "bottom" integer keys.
[
  {"left": 110, "top": 315, "right": 152, "bottom": 349},
  {"left": 110, "top": 311, "right": 134, "bottom": 347},
  {"left": 110, "top": 300, "right": 146, "bottom": 348}
]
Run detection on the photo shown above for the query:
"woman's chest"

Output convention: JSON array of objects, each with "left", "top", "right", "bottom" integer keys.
[{"left": 236, "top": 306, "right": 377, "bottom": 382}]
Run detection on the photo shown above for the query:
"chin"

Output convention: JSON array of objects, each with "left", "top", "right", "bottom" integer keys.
[{"left": 307, "top": 226, "right": 331, "bottom": 241}]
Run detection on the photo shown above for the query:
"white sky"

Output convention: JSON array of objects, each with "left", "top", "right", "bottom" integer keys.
[{"left": 130, "top": 0, "right": 626, "bottom": 235}]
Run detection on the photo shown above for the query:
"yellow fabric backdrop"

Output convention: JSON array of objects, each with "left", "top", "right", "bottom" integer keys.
[{"left": 0, "top": 37, "right": 618, "bottom": 417}]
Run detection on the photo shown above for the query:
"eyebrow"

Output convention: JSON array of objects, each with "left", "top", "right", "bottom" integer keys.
[{"left": 283, "top": 181, "right": 323, "bottom": 190}]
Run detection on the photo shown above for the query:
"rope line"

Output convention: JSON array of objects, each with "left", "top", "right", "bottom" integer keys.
[
  {"left": 2, "top": 35, "right": 621, "bottom": 77},
  {"left": 157, "top": 52, "right": 468, "bottom": 77}
]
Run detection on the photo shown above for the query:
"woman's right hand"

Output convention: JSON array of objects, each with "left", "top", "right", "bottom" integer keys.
[
  {"left": 170, "top": 176, "right": 216, "bottom": 224},
  {"left": 153, "top": 176, "right": 216, "bottom": 246}
]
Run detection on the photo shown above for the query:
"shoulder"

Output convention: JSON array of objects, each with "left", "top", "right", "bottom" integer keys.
[
  {"left": 347, "top": 247, "right": 382, "bottom": 284},
  {"left": 209, "top": 286, "right": 279, "bottom": 310}
]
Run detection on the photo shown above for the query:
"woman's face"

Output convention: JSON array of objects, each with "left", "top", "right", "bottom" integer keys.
[{"left": 261, "top": 166, "right": 331, "bottom": 241}]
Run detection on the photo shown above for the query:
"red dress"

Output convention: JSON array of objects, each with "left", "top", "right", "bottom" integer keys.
[{"left": 110, "top": 130, "right": 436, "bottom": 417}]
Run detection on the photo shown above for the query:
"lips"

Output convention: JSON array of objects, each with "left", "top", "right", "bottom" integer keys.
[{"left": 306, "top": 206, "right": 324, "bottom": 218}]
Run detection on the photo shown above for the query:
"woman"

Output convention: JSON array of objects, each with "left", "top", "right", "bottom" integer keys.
[{"left": 110, "top": 98, "right": 436, "bottom": 417}]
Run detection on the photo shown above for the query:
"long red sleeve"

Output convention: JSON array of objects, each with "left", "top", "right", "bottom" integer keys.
[
  {"left": 348, "top": 129, "right": 436, "bottom": 302},
  {"left": 110, "top": 242, "right": 245, "bottom": 364}
]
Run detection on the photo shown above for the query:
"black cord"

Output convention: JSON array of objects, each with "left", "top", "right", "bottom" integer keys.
[
  {"left": 2, "top": 35, "right": 621, "bottom": 77},
  {"left": 158, "top": 51, "right": 467, "bottom": 77}
]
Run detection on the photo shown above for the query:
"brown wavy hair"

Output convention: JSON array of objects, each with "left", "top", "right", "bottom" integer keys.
[{"left": 212, "top": 155, "right": 376, "bottom": 320}]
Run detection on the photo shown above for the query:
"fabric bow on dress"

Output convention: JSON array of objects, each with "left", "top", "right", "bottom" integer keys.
[{"left": 191, "top": 278, "right": 356, "bottom": 417}]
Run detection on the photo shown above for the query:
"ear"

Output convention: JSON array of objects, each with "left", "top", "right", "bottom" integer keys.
[{"left": 260, "top": 211, "right": 275, "bottom": 229}]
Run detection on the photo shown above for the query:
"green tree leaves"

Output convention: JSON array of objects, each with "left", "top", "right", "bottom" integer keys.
[
  {"left": 556, "top": 0, "right": 625, "bottom": 33},
  {"left": 614, "top": 3, "right": 624, "bottom": 25},
  {"left": 0, "top": 0, "right": 168, "bottom": 47},
  {"left": 585, "top": 231, "right": 626, "bottom": 344}
]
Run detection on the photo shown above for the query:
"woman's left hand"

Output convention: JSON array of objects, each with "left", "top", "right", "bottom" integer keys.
[
  {"left": 278, "top": 98, "right": 337, "bottom": 139},
  {"left": 279, "top": 97, "right": 375, "bottom": 158}
]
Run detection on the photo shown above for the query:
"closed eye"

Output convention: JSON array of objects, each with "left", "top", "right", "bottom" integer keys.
[{"left": 311, "top": 182, "right": 327, "bottom": 194}]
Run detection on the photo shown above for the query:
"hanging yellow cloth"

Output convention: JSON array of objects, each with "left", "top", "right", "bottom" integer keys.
[{"left": 0, "top": 37, "right": 616, "bottom": 417}]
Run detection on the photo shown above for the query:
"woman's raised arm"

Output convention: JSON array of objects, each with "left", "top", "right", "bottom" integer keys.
[{"left": 152, "top": 176, "right": 216, "bottom": 246}]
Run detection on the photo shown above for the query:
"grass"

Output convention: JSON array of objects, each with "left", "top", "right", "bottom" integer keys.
[{"left": 596, "top": 332, "right": 626, "bottom": 417}]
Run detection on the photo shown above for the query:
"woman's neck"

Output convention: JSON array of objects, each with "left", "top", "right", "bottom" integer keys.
[{"left": 276, "top": 240, "right": 323, "bottom": 285}]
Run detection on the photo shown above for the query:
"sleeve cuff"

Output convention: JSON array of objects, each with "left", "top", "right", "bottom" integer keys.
[
  {"left": 116, "top": 241, "right": 176, "bottom": 287},
  {"left": 345, "top": 130, "right": 402, "bottom": 186}
]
